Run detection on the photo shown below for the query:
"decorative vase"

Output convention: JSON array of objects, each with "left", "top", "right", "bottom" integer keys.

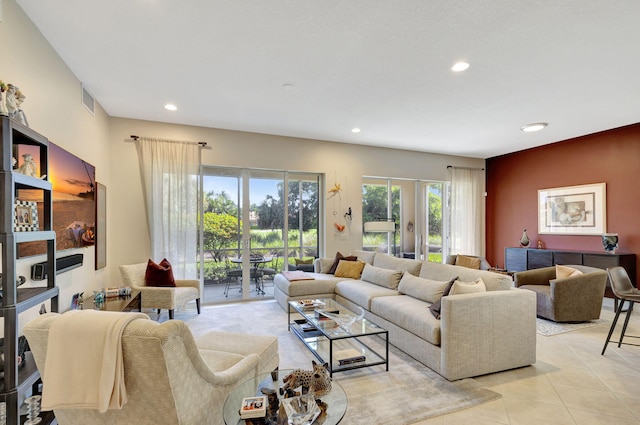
[
  {"left": 602, "top": 233, "right": 619, "bottom": 253},
  {"left": 519, "top": 229, "right": 530, "bottom": 247}
]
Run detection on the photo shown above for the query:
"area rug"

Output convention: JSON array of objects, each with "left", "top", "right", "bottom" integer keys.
[
  {"left": 536, "top": 317, "right": 609, "bottom": 336},
  {"left": 178, "top": 299, "right": 501, "bottom": 425}
]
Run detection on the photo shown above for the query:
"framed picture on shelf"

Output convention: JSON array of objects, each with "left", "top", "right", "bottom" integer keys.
[
  {"left": 14, "top": 200, "right": 39, "bottom": 232},
  {"left": 538, "top": 182, "right": 606, "bottom": 235}
]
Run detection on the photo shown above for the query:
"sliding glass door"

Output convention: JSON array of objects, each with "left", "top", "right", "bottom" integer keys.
[{"left": 199, "top": 166, "right": 321, "bottom": 303}]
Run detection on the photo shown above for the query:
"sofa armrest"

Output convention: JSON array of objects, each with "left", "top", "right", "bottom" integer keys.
[
  {"left": 550, "top": 271, "right": 607, "bottom": 300},
  {"left": 514, "top": 267, "right": 556, "bottom": 287},
  {"left": 439, "top": 289, "right": 536, "bottom": 380}
]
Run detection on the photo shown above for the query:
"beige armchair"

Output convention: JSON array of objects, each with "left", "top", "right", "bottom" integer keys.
[
  {"left": 514, "top": 265, "right": 607, "bottom": 322},
  {"left": 24, "top": 312, "right": 279, "bottom": 425},
  {"left": 120, "top": 262, "right": 201, "bottom": 320}
]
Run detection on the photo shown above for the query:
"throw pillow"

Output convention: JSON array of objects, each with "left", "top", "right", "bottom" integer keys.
[
  {"left": 327, "top": 252, "right": 358, "bottom": 274},
  {"left": 334, "top": 260, "right": 366, "bottom": 279},
  {"left": 397, "top": 272, "right": 450, "bottom": 303},
  {"left": 428, "top": 276, "right": 458, "bottom": 320},
  {"left": 454, "top": 255, "right": 481, "bottom": 270},
  {"left": 556, "top": 265, "right": 583, "bottom": 279},
  {"left": 145, "top": 258, "right": 176, "bottom": 287},
  {"left": 295, "top": 258, "right": 313, "bottom": 265},
  {"left": 360, "top": 264, "right": 403, "bottom": 289},
  {"left": 450, "top": 278, "right": 487, "bottom": 295}
]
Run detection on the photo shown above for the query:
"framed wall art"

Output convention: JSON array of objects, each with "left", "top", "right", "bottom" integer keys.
[
  {"left": 95, "top": 182, "right": 107, "bottom": 270},
  {"left": 538, "top": 183, "right": 606, "bottom": 235},
  {"left": 14, "top": 200, "right": 39, "bottom": 232}
]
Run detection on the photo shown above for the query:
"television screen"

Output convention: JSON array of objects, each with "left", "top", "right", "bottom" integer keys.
[{"left": 16, "top": 142, "right": 95, "bottom": 258}]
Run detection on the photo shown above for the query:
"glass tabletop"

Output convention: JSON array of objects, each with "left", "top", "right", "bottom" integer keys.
[
  {"left": 290, "top": 298, "right": 385, "bottom": 339},
  {"left": 223, "top": 368, "right": 347, "bottom": 425}
]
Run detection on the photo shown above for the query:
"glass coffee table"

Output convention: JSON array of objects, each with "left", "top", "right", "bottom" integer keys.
[
  {"left": 288, "top": 298, "right": 389, "bottom": 377},
  {"left": 223, "top": 369, "right": 347, "bottom": 425}
]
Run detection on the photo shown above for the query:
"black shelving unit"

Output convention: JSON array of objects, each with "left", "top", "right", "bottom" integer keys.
[{"left": 1, "top": 117, "right": 58, "bottom": 425}]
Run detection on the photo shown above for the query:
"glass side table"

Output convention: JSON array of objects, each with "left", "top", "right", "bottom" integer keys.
[{"left": 223, "top": 369, "right": 347, "bottom": 425}]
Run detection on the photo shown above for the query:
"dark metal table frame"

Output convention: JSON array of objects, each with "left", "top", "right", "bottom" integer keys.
[{"left": 288, "top": 298, "right": 389, "bottom": 377}]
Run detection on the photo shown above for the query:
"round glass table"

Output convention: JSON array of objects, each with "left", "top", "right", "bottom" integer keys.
[{"left": 223, "top": 369, "right": 347, "bottom": 425}]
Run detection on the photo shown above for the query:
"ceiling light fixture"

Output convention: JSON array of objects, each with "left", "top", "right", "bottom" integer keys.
[
  {"left": 352, "top": 128, "right": 361, "bottom": 133},
  {"left": 520, "top": 122, "right": 548, "bottom": 132},
  {"left": 451, "top": 62, "right": 470, "bottom": 72},
  {"left": 164, "top": 104, "right": 178, "bottom": 111}
]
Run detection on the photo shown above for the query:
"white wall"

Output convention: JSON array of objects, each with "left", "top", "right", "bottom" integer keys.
[
  {"left": 108, "top": 118, "right": 484, "bottom": 266},
  {"left": 1, "top": 0, "right": 111, "bottom": 324},
  {"left": 3, "top": 0, "right": 485, "bottom": 322}
]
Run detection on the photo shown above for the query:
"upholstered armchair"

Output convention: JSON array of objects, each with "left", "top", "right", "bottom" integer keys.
[
  {"left": 24, "top": 312, "right": 279, "bottom": 425},
  {"left": 120, "top": 262, "right": 201, "bottom": 319},
  {"left": 514, "top": 264, "right": 607, "bottom": 322}
]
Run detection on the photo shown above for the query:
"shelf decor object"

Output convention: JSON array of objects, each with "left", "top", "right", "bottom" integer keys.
[
  {"left": 13, "top": 200, "right": 39, "bottom": 232},
  {"left": 538, "top": 183, "right": 606, "bottom": 235},
  {"left": 602, "top": 233, "right": 619, "bottom": 253}
]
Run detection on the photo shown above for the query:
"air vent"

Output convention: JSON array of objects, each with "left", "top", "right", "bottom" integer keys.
[{"left": 81, "top": 83, "right": 95, "bottom": 115}]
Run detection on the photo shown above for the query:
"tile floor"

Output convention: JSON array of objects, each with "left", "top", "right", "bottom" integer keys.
[
  {"left": 199, "top": 285, "right": 640, "bottom": 424},
  {"left": 418, "top": 298, "right": 640, "bottom": 425}
]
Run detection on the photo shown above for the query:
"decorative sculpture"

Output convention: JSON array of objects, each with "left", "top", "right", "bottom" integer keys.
[
  {"left": 280, "top": 360, "right": 332, "bottom": 398},
  {"left": 17, "top": 153, "right": 38, "bottom": 178},
  {"left": 519, "top": 229, "right": 530, "bottom": 247}
]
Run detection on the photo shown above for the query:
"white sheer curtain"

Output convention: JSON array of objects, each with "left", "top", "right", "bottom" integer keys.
[
  {"left": 449, "top": 166, "right": 485, "bottom": 257},
  {"left": 134, "top": 138, "right": 200, "bottom": 279}
]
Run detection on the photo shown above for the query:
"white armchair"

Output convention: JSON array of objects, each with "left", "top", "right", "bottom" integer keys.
[
  {"left": 120, "top": 262, "right": 201, "bottom": 319},
  {"left": 24, "top": 313, "right": 279, "bottom": 425}
]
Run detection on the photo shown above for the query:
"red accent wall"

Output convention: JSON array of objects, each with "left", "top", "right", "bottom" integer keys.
[{"left": 486, "top": 123, "right": 640, "bottom": 283}]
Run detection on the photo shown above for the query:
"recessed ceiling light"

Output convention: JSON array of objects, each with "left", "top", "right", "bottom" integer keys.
[
  {"left": 451, "top": 62, "right": 470, "bottom": 72},
  {"left": 520, "top": 122, "right": 548, "bottom": 132},
  {"left": 164, "top": 104, "right": 178, "bottom": 111},
  {"left": 352, "top": 128, "right": 361, "bottom": 133}
]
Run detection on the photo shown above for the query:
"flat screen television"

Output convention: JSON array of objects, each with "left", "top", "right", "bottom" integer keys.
[{"left": 16, "top": 142, "right": 95, "bottom": 258}]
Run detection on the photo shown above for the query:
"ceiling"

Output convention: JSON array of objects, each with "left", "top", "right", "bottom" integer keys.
[{"left": 16, "top": 0, "right": 640, "bottom": 159}]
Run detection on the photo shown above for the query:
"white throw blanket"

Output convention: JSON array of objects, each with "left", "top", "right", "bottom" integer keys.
[{"left": 42, "top": 310, "right": 149, "bottom": 412}]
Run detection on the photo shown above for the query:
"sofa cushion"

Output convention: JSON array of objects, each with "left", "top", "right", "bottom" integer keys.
[
  {"left": 328, "top": 252, "right": 358, "bottom": 274},
  {"left": 335, "top": 280, "right": 398, "bottom": 310},
  {"left": 373, "top": 253, "right": 422, "bottom": 276},
  {"left": 455, "top": 255, "right": 481, "bottom": 270},
  {"left": 419, "top": 261, "right": 512, "bottom": 291},
  {"left": 274, "top": 272, "right": 342, "bottom": 297},
  {"left": 353, "top": 249, "right": 376, "bottom": 265},
  {"left": 361, "top": 264, "right": 403, "bottom": 289},
  {"left": 428, "top": 277, "right": 457, "bottom": 319},
  {"left": 397, "top": 272, "right": 449, "bottom": 303},
  {"left": 371, "top": 295, "right": 442, "bottom": 345},
  {"left": 450, "top": 278, "right": 487, "bottom": 295},
  {"left": 334, "top": 260, "right": 366, "bottom": 279}
]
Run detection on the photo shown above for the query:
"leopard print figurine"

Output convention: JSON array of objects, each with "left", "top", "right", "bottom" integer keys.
[{"left": 280, "top": 360, "right": 332, "bottom": 398}]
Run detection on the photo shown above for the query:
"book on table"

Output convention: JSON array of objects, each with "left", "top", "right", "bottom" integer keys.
[
  {"left": 333, "top": 348, "right": 366, "bottom": 365},
  {"left": 240, "top": 396, "right": 267, "bottom": 419}
]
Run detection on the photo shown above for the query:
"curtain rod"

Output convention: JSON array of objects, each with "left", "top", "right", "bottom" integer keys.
[
  {"left": 129, "top": 134, "right": 207, "bottom": 147},
  {"left": 447, "top": 165, "right": 485, "bottom": 171}
]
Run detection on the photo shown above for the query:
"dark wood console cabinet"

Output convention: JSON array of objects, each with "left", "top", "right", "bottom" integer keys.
[{"left": 505, "top": 247, "right": 637, "bottom": 297}]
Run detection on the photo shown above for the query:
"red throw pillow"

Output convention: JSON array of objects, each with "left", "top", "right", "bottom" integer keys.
[
  {"left": 145, "top": 258, "right": 176, "bottom": 287},
  {"left": 327, "top": 252, "right": 358, "bottom": 275}
]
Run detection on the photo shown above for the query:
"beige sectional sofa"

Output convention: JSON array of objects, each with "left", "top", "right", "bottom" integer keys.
[{"left": 274, "top": 251, "right": 537, "bottom": 381}]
